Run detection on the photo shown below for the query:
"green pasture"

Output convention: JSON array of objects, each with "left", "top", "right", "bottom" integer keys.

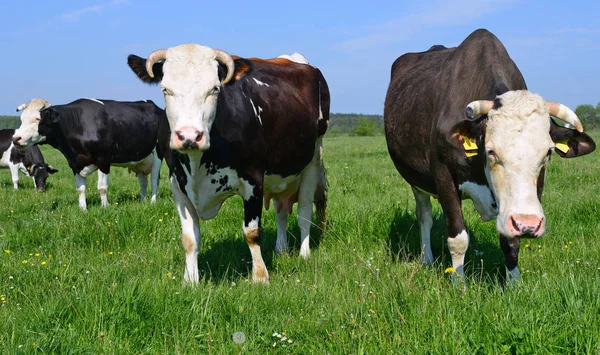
[{"left": 0, "top": 134, "right": 599, "bottom": 353}]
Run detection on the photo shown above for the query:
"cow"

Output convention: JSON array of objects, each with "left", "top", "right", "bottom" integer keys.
[
  {"left": 12, "top": 98, "right": 169, "bottom": 210},
  {"left": 127, "top": 44, "right": 330, "bottom": 283},
  {"left": 0, "top": 129, "right": 57, "bottom": 191},
  {"left": 384, "top": 29, "right": 596, "bottom": 283}
]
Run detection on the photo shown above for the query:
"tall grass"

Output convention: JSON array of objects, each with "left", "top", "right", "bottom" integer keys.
[{"left": 0, "top": 134, "right": 599, "bottom": 353}]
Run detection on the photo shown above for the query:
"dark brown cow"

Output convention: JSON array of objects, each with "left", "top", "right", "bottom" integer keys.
[{"left": 384, "top": 29, "right": 595, "bottom": 282}]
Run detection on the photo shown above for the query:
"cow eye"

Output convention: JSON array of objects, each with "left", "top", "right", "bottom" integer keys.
[
  {"left": 547, "top": 148, "right": 553, "bottom": 157},
  {"left": 212, "top": 85, "right": 221, "bottom": 94},
  {"left": 34, "top": 117, "right": 40, "bottom": 122}
]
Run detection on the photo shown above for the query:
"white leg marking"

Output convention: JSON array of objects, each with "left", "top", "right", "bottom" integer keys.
[
  {"left": 150, "top": 150, "right": 162, "bottom": 203},
  {"left": 412, "top": 186, "right": 434, "bottom": 264},
  {"left": 243, "top": 217, "right": 269, "bottom": 283},
  {"left": 171, "top": 176, "right": 201, "bottom": 284},
  {"left": 138, "top": 173, "right": 148, "bottom": 200},
  {"left": 274, "top": 200, "right": 289, "bottom": 254},
  {"left": 97, "top": 171, "right": 109, "bottom": 207},
  {"left": 75, "top": 174, "right": 87, "bottom": 211},
  {"left": 9, "top": 163, "right": 19, "bottom": 190},
  {"left": 447, "top": 230, "right": 469, "bottom": 278}
]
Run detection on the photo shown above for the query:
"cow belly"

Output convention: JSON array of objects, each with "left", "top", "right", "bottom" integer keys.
[
  {"left": 112, "top": 153, "right": 154, "bottom": 176},
  {"left": 263, "top": 173, "right": 302, "bottom": 213},
  {"left": 192, "top": 166, "right": 239, "bottom": 220},
  {"left": 0, "top": 148, "right": 11, "bottom": 168}
]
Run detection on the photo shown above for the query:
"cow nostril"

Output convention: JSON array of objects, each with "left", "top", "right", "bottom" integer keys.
[
  {"left": 175, "top": 131, "right": 185, "bottom": 141},
  {"left": 195, "top": 131, "right": 202, "bottom": 142},
  {"left": 510, "top": 216, "right": 520, "bottom": 232},
  {"left": 12, "top": 136, "right": 21, "bottom": 144}
]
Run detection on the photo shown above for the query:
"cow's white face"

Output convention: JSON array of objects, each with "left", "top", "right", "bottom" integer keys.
[
  {"left": 161, "top": 45, "right": 221, "bottom": 151},
  {"left": 483, "top": 91, "right": 554, "bottom": 238},
  {"left": 13, "top": 99, "right": 51, "bottom": 148}
]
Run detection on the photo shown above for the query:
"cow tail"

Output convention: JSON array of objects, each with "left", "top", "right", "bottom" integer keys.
[{"left": 316, "top": 69, "right": 330, "bottom": 137}]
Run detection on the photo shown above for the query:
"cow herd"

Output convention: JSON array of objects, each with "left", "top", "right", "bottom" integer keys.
[{"left": 2, "top": 29, "right": 595, "bottom": 285}]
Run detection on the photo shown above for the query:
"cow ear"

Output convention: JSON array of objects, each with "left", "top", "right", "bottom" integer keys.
[
  {"left": 127, "top": 55, "right": 163, "bottom": 84},
  {"left": 48, "top": 165, "right": 58, "bottom": 174},
  {"left": 40, "top": 107, "right": 61, "bottom": 124},
  {"left": 449, "top": 119, "right": 485, "bottom": 157},
  {"left": 550, "top": 119, "right": 596, "bottom": 158}
]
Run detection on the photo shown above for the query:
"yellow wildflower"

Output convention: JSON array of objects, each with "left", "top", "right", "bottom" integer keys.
[
  {"left": 444, "top": 267, "right": 456, "bottom": 274},
  {"left": 108, "top": 252, "right": 113, "bottom": 255},
  {"left": 4, "top": 250, "right": 10, "bottom": 255},
  {"left": 41, "top": 261, "right": 47, "bottom": 265},
  {"left": 35, "top": 253, "right": 40, "bottom": 257},
  {"left": 159, "top": 219, "right": 163, "bottom": 223},
  {"left": 22, "top": 260, "right": 28, "bottom": 264},
  {"left": 1, "top": 297, "right": 5, "bottom": 301}
]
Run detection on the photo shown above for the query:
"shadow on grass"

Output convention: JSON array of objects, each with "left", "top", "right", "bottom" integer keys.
[
  {"left": 387, "top": 207, "right": 511, "bottom": 286},
  {"left": 196, "top": 216, "right": 325, "bottom": 284}
]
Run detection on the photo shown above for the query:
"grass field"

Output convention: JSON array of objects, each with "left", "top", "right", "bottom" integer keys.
[{"left": 1, "top": 134, "right": 599, "bottom": 354}]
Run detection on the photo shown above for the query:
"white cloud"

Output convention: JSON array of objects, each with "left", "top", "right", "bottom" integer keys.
[
  {"left": 60, "top": 0, "right": 129, "bottom": 22},
  {"left": 335, "top": 0, "right": 518, "bottom": 52}
]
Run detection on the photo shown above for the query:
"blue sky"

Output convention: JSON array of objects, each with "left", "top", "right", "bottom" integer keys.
[{"left": 1, "top": 0, "right": 599, "bottom": 115}]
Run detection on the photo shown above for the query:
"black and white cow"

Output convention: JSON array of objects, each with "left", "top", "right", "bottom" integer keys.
[
  {"left": 127, "top": 45, "right": 329, "bottom": 283},
  {"left": 0, "top": 129, "right": 57, "bottom": 191},
  {"left": 384, "top": 29, "right": 596, "bottom": 282},
  {"left": 13, "top": 98, "right": 169, "bottom": 210}
]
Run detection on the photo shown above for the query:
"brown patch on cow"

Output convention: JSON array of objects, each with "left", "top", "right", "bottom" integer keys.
[
  {"left": 246, "top": 57, "right": 296, "bottom": 66},
  {"left": 98, "top": 188, "right": 107, "bottom": 196},
  {"left": 235, "top": 62, "right": 251, "bottom": 80},
  {"left": 180, "top": 234, "right": 196, "bottom": 253},
  {"left": 243, "top": 226, "right": 261, "bottom": 245},
  {"left": 253, "top": 264, "right": 269, "bottom": 283}
]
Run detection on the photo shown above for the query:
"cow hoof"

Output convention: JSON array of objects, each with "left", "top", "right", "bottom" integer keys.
[
  {"left": 275, "top": 242, "right": 289, "bottom": 255},
  {"left": 150, "top": 196, "right": 157, "bottom": 203},
  {"left": 299, "top": 247, "right": 311, "bottom": 259}
]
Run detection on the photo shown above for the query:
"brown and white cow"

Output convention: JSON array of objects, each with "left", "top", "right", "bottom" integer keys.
[
  {"left": 384, "top": 29, "right": 595, "bottom": 282},
  {"left": 127, "top": 45, "right": 329, "bottom": 283}
]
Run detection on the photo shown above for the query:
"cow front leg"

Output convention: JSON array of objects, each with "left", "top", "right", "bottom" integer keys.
[
  {"left": 138, "top": 173, "right": 148, "bottom": 200},
  {"left": 97, "top": 170, "right": 110, "bottom": 207},
  {"left": 170, "top": 176, "right": 201, "bottom": 284},
  {"left": 243, "top": 196, "right": 269, "bottom": 283},
  {"left": 412, "top": 186, "right": 434, "bottom": 264},
  {"left": 75, "top": 174, "right": 87, "bottom": 211},
  {"left": 436, "top": 167, "right": 469, "bottom": 279},
  {"left": 499, "top": 235, "right": 521, "bottom": 284},
  {"left": 9, "top": 163, "right": 19, "bottom": 190},
  {"left": 274, "top": 200, "right": 289, "bottom": 255}
]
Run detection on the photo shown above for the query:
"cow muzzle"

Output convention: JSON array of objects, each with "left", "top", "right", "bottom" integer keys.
[
  {"left": 172, "top": 127, "right": 208, "bottom": 151},
  {"left": 507, "top": 214, "right": 545, "bottom": 238}
]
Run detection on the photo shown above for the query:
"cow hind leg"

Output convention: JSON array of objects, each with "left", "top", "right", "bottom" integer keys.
[
  {"left": 499, "top": 235, "right": 521, "bottom": 284},
  {"left": 243, "top": 196, "right": 269, "bottom": 283},
  {"left": 412, "top": 186, "right": 434, "bottom": 264},
  {"left": 97, "top": 170, "right": 110, "bottom": 207},
  {"left": 75, "top": 174, "right": 87, "bottom": 211},
  {"left": 150, "top": 151, "right": 162, "bottom": 203},
  {"left": 9, "top": 163, "right": 19, "bottom": 190},
  {"left": 274, "top": 200, "right": 289, "bottom": 254},
  {"left": 297, "top": 143, "right": 322, "bottom": 259},
  {"left": 314, "top": 158, "right": 328, "bottom": 232},
  {"left": 138, "top": 173, "right": 148, "bottom": 201}
]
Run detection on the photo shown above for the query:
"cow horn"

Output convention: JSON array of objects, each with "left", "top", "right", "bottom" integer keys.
[
  {"left": 547, "top": 102, "right": 583, "bottom": 132},
  {"left": 465, "top": 100, "right": 494, "bottom": 119},
  {"left": 145, "top": 49, "right": 167, "bottom": 78},
  {"left": 16, "top": 103, "right": 28, "bottom": 112},
  {"left": 214, "top": 49, "right": 235, "bottom": 85}
]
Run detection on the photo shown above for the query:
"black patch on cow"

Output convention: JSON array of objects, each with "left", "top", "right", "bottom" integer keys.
[
  {"left": 492, "top": 98, "right": 503, "bottom": 110},
  {"left": 171, "top": 151, "right": 191, "bottom": 196},
  {"left": 549, "top": 119, "right": 596, "bottom": 158}
]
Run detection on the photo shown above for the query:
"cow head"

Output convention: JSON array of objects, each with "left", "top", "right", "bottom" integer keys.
[
  {"left": 452, "top": 90, "right": 595, "bottom": 238},
  {"left": 28, "top": 163, "right": 58, "bottom": 192},
  {"left": 127, "top": 44, "right": 235, "bottom": 152},
  {"left": 13, "top": 99, "right": 52, "bottom": 148}
]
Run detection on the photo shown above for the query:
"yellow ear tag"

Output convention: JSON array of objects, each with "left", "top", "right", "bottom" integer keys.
[
  {"left": 463, "top": 137, "right": 478, "bottom": 157},
  {"left": 555, "top": 140, "right": 569, "bottom": 154}
]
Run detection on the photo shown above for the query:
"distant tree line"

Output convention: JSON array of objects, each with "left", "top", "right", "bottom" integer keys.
[
  {"left": 574, "top": 103, "right": 600, "bottom": 130},
  {"left": 0, "top": 116, "right": 20, "bottom": 130},
  {"left": 328, "top": 113, "right": 383, "bottom": 136},
  {"left": 2, "top": 104, "right": 597, "bottom": 134}
]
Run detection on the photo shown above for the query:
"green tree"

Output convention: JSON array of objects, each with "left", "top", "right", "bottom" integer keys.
[
  {"left": 574, "top": 104, "right": 597, "bottom": 130},
  {"left": 350, "top": 117, "right": 378, "bottom": 136}
]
